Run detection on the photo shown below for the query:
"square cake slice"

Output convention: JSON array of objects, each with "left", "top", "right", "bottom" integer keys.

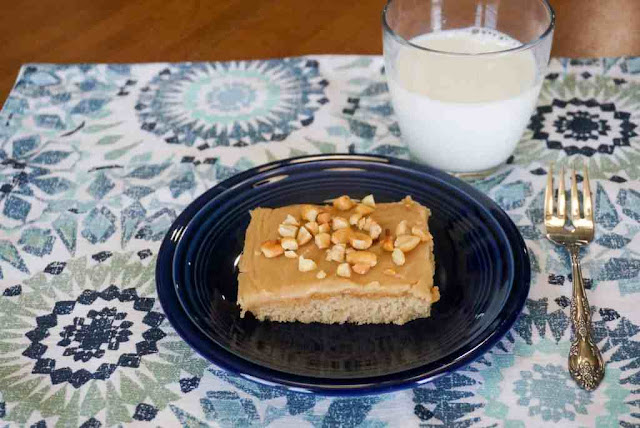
[{"left": 237, "top": 195, "right": 438, "bottom": 325}]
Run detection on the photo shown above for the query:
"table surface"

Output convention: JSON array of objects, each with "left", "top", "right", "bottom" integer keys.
[{"left": 1, "top": 0, "right": 639, "bottom": 102}]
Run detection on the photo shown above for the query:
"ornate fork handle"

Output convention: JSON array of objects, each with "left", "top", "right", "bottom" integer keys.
[{"left": 568, "top": 245, "right": 604, "bottom": 390}]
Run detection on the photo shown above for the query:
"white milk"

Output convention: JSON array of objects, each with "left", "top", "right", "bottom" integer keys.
[{"left": 387, "top": 28, "right": 542, "bottom": 173}]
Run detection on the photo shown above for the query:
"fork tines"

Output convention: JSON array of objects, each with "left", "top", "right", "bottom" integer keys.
[{"left": 545, "top": 165, "right": 593, "bottom": 223}]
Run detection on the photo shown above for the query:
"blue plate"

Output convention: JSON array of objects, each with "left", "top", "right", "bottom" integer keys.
[{"left": 156, "top": 154, "right": 530, "bottom": 395}]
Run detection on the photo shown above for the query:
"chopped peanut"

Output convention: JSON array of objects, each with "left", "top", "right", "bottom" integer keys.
[
  {"left": 395, "top": 235, "right": 421, "bottom": 252},
  {"left": 278, "top": 224, "right": 298, "bottom": 238},
  {"left": 369, "top": 220, "right": 382, "bottom": 240},
  {"left": 352, "top": 263, "right": 371, "bottom": 275},
  {"left": 361, "top": 194, "right": 375, "bottom": 207},
  {"left": 395, "top": 220, "right": 408, "bottom": 236},
  {"left": 346, "top": 250, "right": 377, "bottom": 267},
  {"left": 357, "top": 217, "right": 367, "bottom": 230},
  {"left": 316, "top": 270, "right": 327, "bottom": 279},
  {"left": 332, "top": 216, "right": 349, "bottom": 230},
  {"left": 363, "top": 217, "right": 376, "bottom": 232},
  {"left": 384, "top": 268, "right": 397, "bottom": 276},
  {"left": 283, "top": 214, "right": 299, "bottom": 226},
  {"left": 301, "top": 205, "right": 319, "bottom": 222},
  {"left": 315, "top": 232, "right": 331, "bottom": 249},
  {"left": 355, "top": 204, "right": 375, "bottom": 215},
  {"left": 260, "top": 240, "right": 284, "bottom": 258},
  {"left": 381, "top": 235, "right": 395, "bottom": 252},
  {"left": 304, "top": 221, "right": 319, "bottom": 235},
  {"left": 411, "top": 226, "right": 430, "bottom": 242},
  {"left": 284, "top": 250, "right": 298, "bottom": 258},
  {"left": 392, "top": 248, "right": 405, "bottom": 266},
  {"left": 281, "top": 237, "right": 298, "bottom": 251},
  {"left": 333, "top": 195, "right": 355, "bottom": 211},
  {"left": 349, "top": 213, "right": 363, "bottom": 226},
  {"left": 349, "top": 232, "right": 373, "bottom": 250},
  {"left": 317, "top": 212, "right": 332, "bottom": 224},
  {"left": 318, "top": 223, "right": 331, "bottom": 234},
  {"left": 298, "top": 255, "right": 317, "bottom": 272},
  {"left": 326, "top": 244, "right": 346, "bottom": 262},
  {"left": 297, "top": 226, "right": 312, "bottom": 246},
  {"left": 331, "top": 228, "right": 352, "bottom": 245},
  {"left": 337, "top": 263, "right": 352, "bottom": 278}
]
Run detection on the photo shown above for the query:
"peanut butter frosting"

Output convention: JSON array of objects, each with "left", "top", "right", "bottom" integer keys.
[{"left": 238, "top": 196, "right": 438, "bottom": 313}]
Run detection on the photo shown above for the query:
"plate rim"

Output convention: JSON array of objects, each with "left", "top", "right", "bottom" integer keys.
[{"left": 156, "top": 154, "right": 530, "bottom": 395}]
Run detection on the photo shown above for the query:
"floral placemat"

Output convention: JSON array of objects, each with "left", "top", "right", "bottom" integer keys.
[{"left": 0, "top": 55, "right": 639, "bottom": 427}]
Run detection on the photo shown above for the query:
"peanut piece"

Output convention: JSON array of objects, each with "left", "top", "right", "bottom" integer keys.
[
  {"left": 395, "top": 235, "right": 421, "bottom": 252},
  {"left": 352, "top": 263, "right": 371, "bottom": 275},
  {"left": 384, "top": 268, "right": 396, "bottom": 276},
  {"left": 349, "top": 213, "right": 363, "bottom": 226},
  {"left": 361, "top": 194, "right": 375, "bottom": 207},
  {"left": 283, "top": 214, "right": 299, "bottom": 226},
  {"left": 369, "top": 220, "right": 382, "bottom": 240},
  {"left": 349, "top": 232, "right": 373, "bottom": 250},
  {"left": 403, "top": 195, "right": 414, "bottom": 207},
  {"left": 395, "top": 220, "right": 408, "bottom": 236},
  {"left": 316, "top": 270, "right": 327, "bottom": 279},
  {"left": 305, "top": 221, "right": 319, "bottom": 235},
  {"left": 284, "top": 250, "right": 297, "bottom": 259},
  {"left": 297, "top": 226, "right": 312, "bottom": 246},
  {"left": 331, "top": 228, "right": 353, "bottom": 245},
  {"left": 281, "top": 237, "right": 298, "bottom": 251},
  {"left": 392, "top": 248, "right": 405, "bottom": 266},
  {"left": 315, "top": 233, "right": 331, "bottom": 249},
  {"left": 362, "top": 217, "right": 374, "bottom": 232},
  {"left": 355, "top": 204, "right": 375, "bottom": 215},
  {"left": 319, "top": 223, "right": 331, "bottom": 234},
  {"left": 362, "top": 217, "right": 375, "bottom": 232},
  {"left": 381, "top": 235, "right": 395, "bottom": 252},
  {"left": 301, "top": 205, "right": 319, "bottom": 222},
  {"left": 357, "top": 217, "right": 367, "bottom": 230},
  {"left": 346, "top": 250, "right": 377, "bottom": 267},
  {"left": 298, "top": 255, "right": 317, "bottom": 272},
  {"left": 411, "top": 226, "right": 429, "bottom": 242},
  {"left": 326, "top": 244, "right": 346, "bottom": 262},
  {"left": 260, "top": 240, "right": 284, "bottom": 258},
  {"left": 336, "top": 263, "right": 351, "bottom": 278},
  {"left": 278, "top": 224, "right": 298, "bottom": 238},
  {"left": 333, "top": 195, "right": 355, "bottom": 211},
  {"left": 317, "top": 212, "right": 332, "bottom": 224},
  {"left": 332, "top": 216, "right": 349, "bottom": 230}
]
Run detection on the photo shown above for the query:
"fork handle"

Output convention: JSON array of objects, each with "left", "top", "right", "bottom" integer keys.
[{"left": 568, "top": 245, "right": 605, "bottom": 390}]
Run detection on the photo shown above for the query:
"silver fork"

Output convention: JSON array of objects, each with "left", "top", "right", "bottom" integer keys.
[{"left": 544, "top": 165, "right": 604, "bottom": 391}]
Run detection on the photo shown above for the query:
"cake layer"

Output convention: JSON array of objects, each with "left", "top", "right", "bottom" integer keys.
[{"left": 250, "top": 295, "right": 433, "bottom": 325}]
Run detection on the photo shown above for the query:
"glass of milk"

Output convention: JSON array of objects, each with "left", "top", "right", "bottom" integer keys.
[{"left": 383, "top": 0, "right": 554, "bottom": 174}]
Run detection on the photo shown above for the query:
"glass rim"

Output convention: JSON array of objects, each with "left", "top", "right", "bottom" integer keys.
[{"left": 382, "top": 0, "right": 555, "bottom": 57}]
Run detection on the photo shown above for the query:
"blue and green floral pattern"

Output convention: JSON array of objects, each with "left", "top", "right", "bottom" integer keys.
[{"left": 0, "top": 55, "right": 639, "bottom": 426}]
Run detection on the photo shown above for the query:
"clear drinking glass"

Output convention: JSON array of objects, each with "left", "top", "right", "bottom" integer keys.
[{"left": 383, "top": 0, "right": 554, "bottom": 174}]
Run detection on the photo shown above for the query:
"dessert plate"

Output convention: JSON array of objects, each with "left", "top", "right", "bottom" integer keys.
[{"left": 156, "top": 154, "right": 530, "bottom": 394}]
